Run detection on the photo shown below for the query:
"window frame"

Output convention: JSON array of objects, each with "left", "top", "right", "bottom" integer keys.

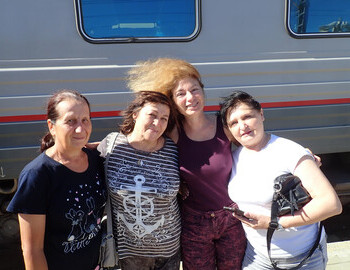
[
  {"left": 286, "top": 0, "right": 350, "bottom": 39},
  {"left": 74, "top": 0, "right": 201, "bottom": 43}
]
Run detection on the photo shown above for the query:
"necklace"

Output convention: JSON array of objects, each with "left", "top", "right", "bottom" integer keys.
[
  {"left": 127, "top": 135, "right": 164, "bottom": 166},
  {"left": 137, "top": 151, "right": 154, "bottom": 166}
]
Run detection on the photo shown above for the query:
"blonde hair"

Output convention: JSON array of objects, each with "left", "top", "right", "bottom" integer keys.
[{"left": 127, "top": 58, "right": 204, "bottom": 99}]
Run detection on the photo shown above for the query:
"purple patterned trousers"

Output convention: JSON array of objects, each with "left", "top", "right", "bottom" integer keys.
[{"left": 181, "top": 203, "right": 247, "bottom": 270}]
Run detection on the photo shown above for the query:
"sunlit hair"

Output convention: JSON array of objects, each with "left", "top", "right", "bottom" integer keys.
[
  {"left": 40, "top": 89, "right": 91, "bottom": 152},
  {"left": 127, "top": 58, "right": 203, "bottom": 124},
  {"left": 119, "top": 91, "right": 177, "bottom": 135},
  {"left": 127, "top": 58, "right": 204, "bottom": 98},
  {"left": 220, "top": 90, "right": 262, "bottom": 128}
]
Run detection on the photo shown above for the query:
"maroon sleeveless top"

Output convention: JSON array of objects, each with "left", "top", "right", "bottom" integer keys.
[{"left": 177, "top": 115, "right": 233, "bottom": 211}]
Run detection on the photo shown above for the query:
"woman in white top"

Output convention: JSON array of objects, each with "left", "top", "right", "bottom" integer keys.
[{"left": 219, "top": 90, "right": 342, "bottom": 270}]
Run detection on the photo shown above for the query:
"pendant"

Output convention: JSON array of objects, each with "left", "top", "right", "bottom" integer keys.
[{"left": 138, "top": 159, "right": 143, "bottom": 166}]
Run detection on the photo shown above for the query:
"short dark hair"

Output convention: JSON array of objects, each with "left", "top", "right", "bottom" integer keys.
[
  {"left": 220, "top": 90, "right": 261, "bottom": 127},
  {"left": 119, "top": 91, "right": 177, "bottom": 135}
]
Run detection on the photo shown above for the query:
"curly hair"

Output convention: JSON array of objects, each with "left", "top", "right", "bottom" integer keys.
[{"left": 127, "top": 58, "right": 204, "bottom": 99}]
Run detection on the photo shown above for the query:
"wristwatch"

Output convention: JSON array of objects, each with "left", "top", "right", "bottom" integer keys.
[{"left": 269, "top": 217, "right": 284, "bottom": 231}]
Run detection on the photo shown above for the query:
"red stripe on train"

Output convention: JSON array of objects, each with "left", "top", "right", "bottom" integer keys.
[
  {"left": 0, "top": 114, "right": 47, "bottom": 122},
  {"left": 0, "top": 111, "right": 122, "bottom": 123},
  {"left": 262, "top": 98, "right": 350, "bottom": 108},
  {"left": 1, "top": 98, "right": 350, "bottom": 123},
  {"left": 204, "top": 98, "right": 350, "bottom": 111}
]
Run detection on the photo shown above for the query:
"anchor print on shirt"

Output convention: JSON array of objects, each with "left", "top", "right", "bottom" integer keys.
[{"left": 118, "top": 174, "right": 165, "bottom": 238}]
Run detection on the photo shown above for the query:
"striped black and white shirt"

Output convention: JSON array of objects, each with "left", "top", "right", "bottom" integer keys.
[{"left": 98, "top": 132, "right": 181, "bottom": 259}]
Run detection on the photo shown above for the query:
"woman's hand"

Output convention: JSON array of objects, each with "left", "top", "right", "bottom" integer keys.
[
  {"left": 305, "top": 148, "right": 322, "bottom": 167},
  {"left": 178, "top": 181, "right": 190, "bottom": 200},
  {"left": 85, "top": 141, "right": 100, "bottom": 150},
  {"left": 313, "top": 154, "right": 322, "bottom": 167},
  {"left": 233, "top": 211, "right": 271, "bottom": 230}
]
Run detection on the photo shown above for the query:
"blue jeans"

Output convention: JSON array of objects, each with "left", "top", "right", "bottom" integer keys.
[{"left": 242, "top": 236, "right": 328, "bottom": 270}]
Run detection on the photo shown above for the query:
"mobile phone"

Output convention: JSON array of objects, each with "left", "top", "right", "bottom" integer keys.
[{"left": 223, "top": 206, "right": 246, "bottom": 217}]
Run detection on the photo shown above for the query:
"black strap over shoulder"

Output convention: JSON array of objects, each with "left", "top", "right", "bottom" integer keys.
[
  {"left": 267, "top": 191, "right": 323, "bottom": 270},
  {"left": 267, "top": 223, "right": 322, "bottom": 270}
]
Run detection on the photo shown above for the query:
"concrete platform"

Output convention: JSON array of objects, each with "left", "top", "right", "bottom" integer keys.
[{"left": 327, "top": 240, "right": 350, "bottom": 269}]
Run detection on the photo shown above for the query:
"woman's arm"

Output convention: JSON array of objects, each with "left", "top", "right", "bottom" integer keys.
[
  {"left": 279, "top": 155, "right": 342, "bottom": 228},
  {"left": 85, "top": 141, "right": 100, "bottom": 150},
  {"left": 18, "top": 214, "right": 48, "bottom": 270}
]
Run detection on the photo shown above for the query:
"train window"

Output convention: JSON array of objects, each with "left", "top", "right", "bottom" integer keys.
[
  {"left": 287, "top": 0, "right": 350, "bottom": 38},
  {"left": 75, "top": 0, "right": 200, "bottom": 43}
]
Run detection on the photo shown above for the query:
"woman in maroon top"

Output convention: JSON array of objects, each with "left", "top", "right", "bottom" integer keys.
[{"left": 127, "top": 58, "right": 247, "bottom": 270}]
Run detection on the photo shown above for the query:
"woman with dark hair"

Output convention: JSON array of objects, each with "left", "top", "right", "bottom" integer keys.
[
  {"left": 7, "top": 89, "right": 106, "bottom": 270},
  {"left": 220, "top": 90, "right": 342, "bottom": 270},
  {"left": 97, "top": 91, "right": 181, "bottom": 270}
]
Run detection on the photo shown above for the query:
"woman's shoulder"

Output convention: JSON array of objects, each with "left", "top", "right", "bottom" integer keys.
[
  {"left": 17, "top": 152, "right": 55, "bottom": 186},
  {"left": 8, "top": 154, "right": 52, "bottom": 214},
  {"left": 98, "top": 131, "right": 126, "bottom": 156},
  {"left": 267, "top": 134, "right": 312, "bottom": 166},
  {"left": 270, "top": 134, "right": 305, "bottom": 150},
  {"left": 101, "top": 131, "right": 122, "bottom": 144},
  {"left": 83, "top": 147, "right": 102, "bottom": 160},
  {"left": 214, "top": 114, "right": 233, "bottom": 143},
  {"left": 166, "top": 127, "right": 179, "bottom": 144},
  {"left": 21, "top": 152, "right": 53, "bottom": 173},
  {"left": 164, "top": 135, "right": 178, "bottom": 149}
]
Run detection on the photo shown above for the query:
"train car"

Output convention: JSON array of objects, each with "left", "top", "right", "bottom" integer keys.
[{"left": 1, "top": 0, "right": 350, "bottom": 247}]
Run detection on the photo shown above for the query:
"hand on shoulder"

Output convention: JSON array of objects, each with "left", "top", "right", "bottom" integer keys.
[{"left": 85, "top": 142, "right": 100, "bottom": 150}]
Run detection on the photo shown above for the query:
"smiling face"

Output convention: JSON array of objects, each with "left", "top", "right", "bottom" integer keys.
[
  {"left": 226, "top": 102, "right": 266, "bottom": 150},
  {"left": 132, "top": 102, "right": 170, "bottom": 142},
  {"left": 172, "top": 77, "right": 205, "bottom": 117},
  {"left": 48, "top": 99, "right": 92, "bottom": 152}
]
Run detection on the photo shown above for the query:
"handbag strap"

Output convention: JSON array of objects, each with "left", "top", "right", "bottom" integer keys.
[
  {"left": 105, "top": 195, "right": 113, "bottom": 239},
  {"left": 104, "top": 132, "right": 119, "bottom": 239},
  {"left": 267, "top": 193, "right": 323, "bottom": 270}
]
